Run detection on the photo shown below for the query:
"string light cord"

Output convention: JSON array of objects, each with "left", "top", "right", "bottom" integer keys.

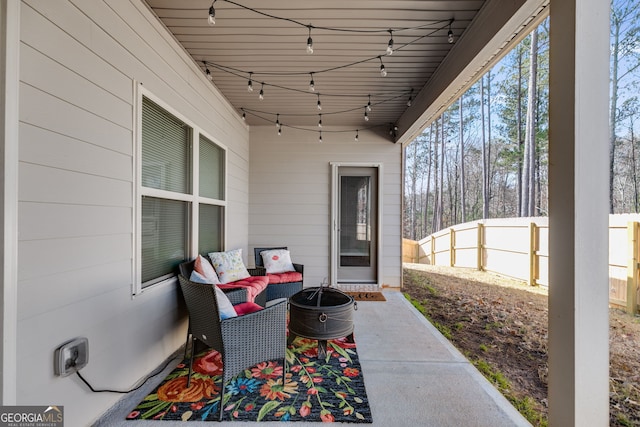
[
  {"left": 202, "top": 22, "right": 451, "bottom": 80},
  {"left": 75, "top": 355, "right": 177, "bottom": 394},
  {"left": 242, "top": 108, "right": 389, "bottom": 134},
  {"left": 241, "top": 91, "right": 409, "bottom": 118},
  {"left": 219, "top": 0, "right": 451, "bottom": 34}
]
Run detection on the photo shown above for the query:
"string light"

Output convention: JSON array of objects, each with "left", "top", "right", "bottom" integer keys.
[
  {"left": 386, "top": 30, "right": 394, "bottom": 55},
  {"left": 317, "top": 94, "right": 322, "bottom": 110},
  {"left": 378, "top": 56, "right": 387, "bottom": 77},
  {"left": 309, "top": 73, "right": 315, "bottom": 92},
  {"left": 448, "top": 19, "right": 454, "bottom": 44},
  {"left": 318, "top": 114, "right": 322, "bottom": 128},
  {"left": 407, "top": 89, "right": 413, "bottom": 107},
  {"left": 364, "top": 107, "right": 369, "bottom": 121},
  {"left": 247, "top": 72, "right": 253, "bottom": 92},
  {"left": 208, "top": 0, "right": 216, "bottom": 26},
  {"left": 242, "top": 109, "right": 246, "bottom": 120},
  {"left": 278, "top": 126, "right": 282, "bottom": 136},
  {"left": 275, "top": 113, "right": 280, "bottom": 128},
  {"left": 367, "top": 95, "right": 372, "bottom": 112},
  {"left": 319, "top": 131, "right": 323, "bottom": 143},
  {"left": 259, "top": 83, "right": 264, "bottom": 100},
  {"left": 355, "top": 129, "right": 359, "bottom": 142},
  {"left": 306, "top": 26, "right": 314, "bottom": 54},
  {"left": 203, "top": 61, "right": 213, "bottom": 81}
]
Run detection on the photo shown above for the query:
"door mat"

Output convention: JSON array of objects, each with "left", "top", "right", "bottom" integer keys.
[{"left": 343, "top": 291, "right": 386, "bottom": 301}]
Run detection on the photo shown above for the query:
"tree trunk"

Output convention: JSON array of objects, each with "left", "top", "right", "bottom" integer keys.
[
  {"left": 517, "top": 47, "right": 524, "bottom": 216},
  {"left": 610, "top": 17, "right": 620, "bottom": 214},
  {"left": 432, "top": 121, "right": 440, "bottom": 232},
  {"left": 521, "top": 30, "right": 538, "bottom": 217},
  {"left": 481, "top": 76, "right": 489, "bottom": 219},
  {"left": 459, "top": 96, "right": 466, "bottom": 223},
  {"left": 438, "top": 114, "right": 446, "bottom": 230},
  {"left": 424, "top": 124, "right": 433, "bottom": 235}
]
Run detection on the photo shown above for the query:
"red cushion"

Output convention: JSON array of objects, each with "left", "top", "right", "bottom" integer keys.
[
  {"left": 233, "top": 302, "right": 263, "bottom": 316},
  {"left": 217, "top": 275, "right": 268, "bottom": 303},
  {"left": 267, "top": 271, "right": 303, "bottom": 284}
]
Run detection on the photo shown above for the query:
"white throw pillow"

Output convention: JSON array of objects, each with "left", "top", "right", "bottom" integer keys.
[
  {"left": 260, "top": 249, "right": 295, "bottom": 274},
  {"left": 214, "top": 286, "right": 237, "bottom": 320},
  {"left": 208, "top": 249, "right": 251, "bottom": 284},
  {"left": 193, "top": 254, "right": 220, "bottom": 284}
]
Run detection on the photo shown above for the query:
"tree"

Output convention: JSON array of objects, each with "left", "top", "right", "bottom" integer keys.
[
  {"left": 610, "top": 0, "right": 640, "bottom": 213},
  {"left": 521, "top": 29, "right": 538, "bottom": 217},
  {"left": 459, "top": 96, "right": 467, "bottom": 222}
]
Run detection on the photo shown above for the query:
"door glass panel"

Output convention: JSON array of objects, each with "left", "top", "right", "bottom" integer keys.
[{"left": 340, "top": 175, "right": 371, "bottom": 267}]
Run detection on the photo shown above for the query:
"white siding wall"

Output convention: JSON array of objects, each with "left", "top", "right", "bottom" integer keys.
[
  {"left": 249, "top": 126, "right": 402, "bottom": 288},
  {"left": 17, "top": 1, "right": 248, "bottom": 425}
]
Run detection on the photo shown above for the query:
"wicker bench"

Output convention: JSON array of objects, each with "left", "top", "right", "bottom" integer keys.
[{"left": 254, "top": 247, "right": 304, "bottom": 301}]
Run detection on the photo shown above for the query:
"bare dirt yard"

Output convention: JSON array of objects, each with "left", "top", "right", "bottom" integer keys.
[{"left": 402, "top": 263, "right": 640, "bottom": 427}]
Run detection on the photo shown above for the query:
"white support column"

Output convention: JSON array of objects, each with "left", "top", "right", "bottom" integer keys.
[
  {"left": 0, "top": 0, "right": 20, "bottom": 405},
  {"left": 548, "top": 0, "right": 610, "bottom": 425}
]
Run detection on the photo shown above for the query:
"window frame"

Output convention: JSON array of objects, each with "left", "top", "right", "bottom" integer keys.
[{"left": 134, "top": 85, "right": 227, "bottom": 295}]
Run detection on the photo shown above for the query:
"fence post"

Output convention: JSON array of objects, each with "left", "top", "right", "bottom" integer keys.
[
  {"left": 529, "top": 222, "right": 537, "bottom": 286},
  {"left": 450, "top": 228, "right": 455, "bottom": 267},
  {"left": 477, "top": 223, "right": 484, "bottom": 271},
  {"left": 627, "top": 221, "right": 639, "bottom": 315},
  {"left": 430, "top": 236, "right": 435, "bottom": 266}
]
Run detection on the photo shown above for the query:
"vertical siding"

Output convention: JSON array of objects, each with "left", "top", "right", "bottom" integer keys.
[
  {"left": 17, "top": 1, "right": 248, "bottom": 425},
  {"left": 249, "top": 126, "right": 402, "bottom": 288}
]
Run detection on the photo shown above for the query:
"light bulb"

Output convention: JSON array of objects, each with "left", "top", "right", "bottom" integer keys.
[
  {"left": 309, "top": 74, "right": 315, "bottom": 92},
  {"left": 367, "top": 95, "right": 372, "bottom": 112},
  {"left": 378, "top": 56, "right": 387, "bottom": 77},
  {"left": 407, "top": 96, "right": 412, "bottom": 107},
  {"left": 307, "top": 36, "right": 313, "bottom": 54},
  {"left": 208, "top": 5, "right": 216, "bottom": 26},
  {"left": 247, "top": 78, "right": 253, "bottom": 92},
  {"left": 355, "top": 130, "right": 359, "bottom": 142},
  {"left": 318, "top": 114, "right": 322, "bottom": 128},
  {"left": 259, "top": 84, "right": 264, "bottom": 100},
  {"left": 242, "top": 111, "right": 246, "bottom": 120},
  {"left": 319, "top": 131, "right": 323, "bottom": 143},
  {"left": 206, "top": 68, "right": 213, "bottom": 81},
  {"left": 278, "top": 127, "right": 282, "bottom": 136},
  {"left": 386, "top": 30, "right": 394, "bottom": 55},
  {"left": 448, "top": 29, "right": 454, "bottom": 44},
  {"left": 364, "top": 110, "right": 369, "bottom": 121},
  {"left": 275, "top": 114, "right": 280, "bottom": 128},
  {"left": 317, "top": 95, "right": 322, "bottom": 110}
]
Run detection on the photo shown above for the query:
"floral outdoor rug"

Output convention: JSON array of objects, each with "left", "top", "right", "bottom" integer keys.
[{"left": 127, "top": 336, "right": 372, "bottom": 422}]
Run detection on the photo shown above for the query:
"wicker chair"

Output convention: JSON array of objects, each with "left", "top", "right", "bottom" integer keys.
[
  {"left": 254, "top": 247, "right": 304, "bottom": 301},
  {"left": 179, "top": 259, "right": 267, "bottom": 307},
  {"left": 178, "top": 274, "right": 287, "bottom": 421}
]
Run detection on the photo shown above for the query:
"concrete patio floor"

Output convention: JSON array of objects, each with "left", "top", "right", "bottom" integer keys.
[{"left": 93, "top": 291, "right": 531, "bottom": 426}]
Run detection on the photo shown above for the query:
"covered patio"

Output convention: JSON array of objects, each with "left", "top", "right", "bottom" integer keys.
[{"left": 1, "top": 0, "right": 610, "bottom": 425}]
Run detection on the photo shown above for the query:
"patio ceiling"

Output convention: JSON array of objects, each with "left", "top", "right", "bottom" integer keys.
[{"left": 143, "top": 0, "right": 547, "bottom": 141}]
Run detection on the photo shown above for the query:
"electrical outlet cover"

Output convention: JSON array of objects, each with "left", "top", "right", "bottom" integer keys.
[{"left": 54, "top": 337, "right": 89, "bottom": 377}]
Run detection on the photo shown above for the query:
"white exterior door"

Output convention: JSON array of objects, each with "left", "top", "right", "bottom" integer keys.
[{"left": 331, "top": 164, "right": 381, "bottom": 285}]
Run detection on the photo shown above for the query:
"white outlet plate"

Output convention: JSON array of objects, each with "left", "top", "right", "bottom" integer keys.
[{"left": 54, "top": 337, "right": 89, "bottom": 377}]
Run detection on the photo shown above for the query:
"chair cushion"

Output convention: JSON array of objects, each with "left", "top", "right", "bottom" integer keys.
[
  {"left": 267, "top": 271, "right": 303, "bottom": 284},
  {"left": 233, "top": 302, "right": 263, "bottom": 316},
  {"left": 217, "top": 275, "right": 268, "bottom": 303},
  {"left": 208, "top": 249, "right": 251, "bottom": 284},
  {"left": 260, "top": 249, "right": 295, "bottom": 274},
  {"left": 193, "top": 254, "right": 220, "bottom": 284}
]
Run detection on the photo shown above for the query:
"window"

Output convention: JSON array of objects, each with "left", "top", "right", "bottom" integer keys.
[{"left": 137, "top": 94, "right": 225, "bottom": 292}]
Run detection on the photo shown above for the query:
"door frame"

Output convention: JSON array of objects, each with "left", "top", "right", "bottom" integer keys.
[{"left": 330, "top": 162, "right": 383, "bottom": 286}]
